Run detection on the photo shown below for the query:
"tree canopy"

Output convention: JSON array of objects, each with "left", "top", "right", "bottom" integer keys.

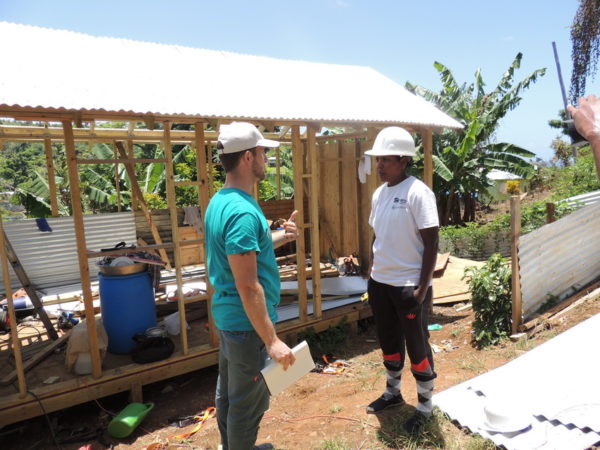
[
  {"left": 570, "top": 0, "right": 600, "bottom": 102},
  {"left": 406, "top": 53, "right": 544, "bottom": 225}
]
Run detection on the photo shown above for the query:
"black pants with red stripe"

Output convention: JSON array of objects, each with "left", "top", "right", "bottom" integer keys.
[{"left": 368, "top": 277, "right": 436, "bottom": 382}]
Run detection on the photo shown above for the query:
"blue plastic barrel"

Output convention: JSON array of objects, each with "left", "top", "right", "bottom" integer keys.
[{"left": 99, "top": 272, "right": 156, "bottom": 354}]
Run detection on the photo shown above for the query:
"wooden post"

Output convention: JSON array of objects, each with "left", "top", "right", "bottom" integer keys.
[
  {"left": 307, "top": 125, "right": 322, "bottom": 319},
  {"left": 510, "top": 195, "right": 522, "bottom": 334},
  {"left": 276, "top": 147, "right": 281, "bottom": 200},
  {"left": 126, "top": 138, "right": 138, "bottom": 211},
  {"left": 207, "top": 140, "right": 215, "bottom": 197},
  {"left": 291, "top": 126, "right": 308, "bottom": 321},
  {"left": 422, "top": 129, "right": 433, "bottom": 189},
  {"left": 163, "top": 122, "right": 189, "bottom": 355},
  {"left": 194, "top": 123, "right": 218, "bottom": 348},
  {"left": 113, "top": 142, "right": 122, "bottom": 212},
  {"left": 0, "top": 215, "right": 27, "bottom": 397},
  {"left": 62, "top": 120, "right": 102, "bottom": 379},
  {"left": 546, "top": 202, "right": 556, "bottom": 223},
  {"left": 43, "top": 138, "right": 59, "bottom": 217}
]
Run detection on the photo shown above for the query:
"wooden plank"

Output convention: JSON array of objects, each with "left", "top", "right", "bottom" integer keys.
[
  {"left": 115, "top": 141, "right": 171, "bottom": 268},
  {"left": 163, "top": 122, "right": 189, "bottom": 355},
  {"left": 358, "top": 131, "right": 378, "bottom": 273},
  {"left": 422, "top": 129, "right": 433, "bottom": 189},
  {"left": 0, "top": 346, "right": 220, "bottom": 427},
  {"left": 43, "top": 138, "right": 59, "bottom": 217},
  {"left": 307, "top": 125, "right": 322, "bottom": 319},
  {"left": 62, "top": 120, "right": 102, "bottom": 379},
  {"left": 318, "top": 141, "right": 340, "bottom": 261},
  {"left": 0, "top": 331, "right": 71, "bottom": 386},
  {"left": 0, "top": 216, "right": 27, "bottom": 397},
  {"left": 291, "top": 126, "right": 308, "bottom": 322},
  {"left": 511, "top": 196, "right": 522, "bottom": 334},
  {"left": 341, "top": 140, "right": 359, "bottom": 256},
  {"left": 433, "top": 293, "right": 471, "bottom": 305}
]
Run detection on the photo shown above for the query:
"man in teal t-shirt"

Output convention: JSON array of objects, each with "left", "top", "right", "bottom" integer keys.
[{"left": 205, "top": 121, "right": 297, "bottom": 450}]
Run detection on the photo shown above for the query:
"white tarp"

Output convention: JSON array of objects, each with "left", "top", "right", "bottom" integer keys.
[{"left": 434, "top": 312, "right": 600, "bottom": 449}]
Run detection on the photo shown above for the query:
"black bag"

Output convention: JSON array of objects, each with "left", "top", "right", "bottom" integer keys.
[{"left": 131, "top": 333, "right": 174, "bottom": 364}]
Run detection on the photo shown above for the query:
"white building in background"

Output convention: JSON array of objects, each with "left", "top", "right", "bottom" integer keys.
[{"left": 485, "top": 169, "right": 525, "bottom": 202}]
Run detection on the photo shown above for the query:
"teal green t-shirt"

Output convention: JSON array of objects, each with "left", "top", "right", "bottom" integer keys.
[{"left": 204, "top": 188, "right": 280, "bottom": 331}]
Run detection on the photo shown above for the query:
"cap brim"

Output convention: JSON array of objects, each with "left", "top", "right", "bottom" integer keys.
[{"left": 257, "top": 138, "right": 279, "bottom": 148}]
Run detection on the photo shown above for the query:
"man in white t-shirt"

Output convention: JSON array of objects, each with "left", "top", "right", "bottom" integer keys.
[{"left": 364, "top": 126, "right": 439, "bottom": 435}]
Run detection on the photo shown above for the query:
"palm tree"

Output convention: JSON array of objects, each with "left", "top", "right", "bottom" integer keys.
[{"left": 406, "top": 53, "right": 545, "bottom": 225}]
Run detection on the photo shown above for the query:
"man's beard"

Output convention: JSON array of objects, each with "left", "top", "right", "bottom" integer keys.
[{"left": 252, "top": 160, "right": 266, "bottom": 181}]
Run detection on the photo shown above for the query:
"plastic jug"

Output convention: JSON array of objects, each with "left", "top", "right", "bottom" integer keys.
[{"left": 107, "top": 402, "right": 154, "bottom": 438}]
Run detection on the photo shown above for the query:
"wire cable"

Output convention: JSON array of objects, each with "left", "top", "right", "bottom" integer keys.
[{"left": 27, "top": 389, "right": 62, "bottom": 450}]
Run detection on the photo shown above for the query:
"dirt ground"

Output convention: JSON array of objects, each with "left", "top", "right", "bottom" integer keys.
[{"left": 2, "top": 291, "right": 599, "bottom": 450}]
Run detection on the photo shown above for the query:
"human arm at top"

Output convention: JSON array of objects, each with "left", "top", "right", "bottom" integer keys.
[
  {"left": 567, "top": 94, "right": 600, "bottom": 179},
  {"left": 415, "top": 226, "right": 439, "bottom": 304},
  {"left": 271, "top": 210, "right": 298, "bottom": 249},
  {"left": 228, "top": 251, "right": 295, "bottom": 370}
]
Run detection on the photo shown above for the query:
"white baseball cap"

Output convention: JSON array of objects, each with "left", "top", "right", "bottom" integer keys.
[
  {"left": 217, "top": 122, "right": 279, "bottom": 154},
  {"left": 364, "top": 126, "right": 416, "bottom": 157}
]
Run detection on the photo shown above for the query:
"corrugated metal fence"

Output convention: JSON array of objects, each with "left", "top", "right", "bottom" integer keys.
[
  {"left": 564, "top": 189, "right": 600, "bottom": 208},
  {"left": 1, "top": 212, "right": 136, "bottom": 294},
  {"left": 519, "top": 200, "right": 600, "bottom": 318}
]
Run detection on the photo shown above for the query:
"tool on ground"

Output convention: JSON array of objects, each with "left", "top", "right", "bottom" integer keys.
[{"left": 169, "top": 406, "right": 216, "bottom": 440}]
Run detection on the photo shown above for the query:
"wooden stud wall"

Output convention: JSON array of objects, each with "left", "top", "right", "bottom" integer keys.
[{"left": 0, "top": 115, "right": 442, "bottom": 427}]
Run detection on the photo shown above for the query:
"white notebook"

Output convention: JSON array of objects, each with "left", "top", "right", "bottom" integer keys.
[{"left": 261, "top": 340, "right": 315, "bottom": 396}]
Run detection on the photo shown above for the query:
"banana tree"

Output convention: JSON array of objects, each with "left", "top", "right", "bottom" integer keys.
[{"left": 406, "top": 53, "right": 544, "bottom": 225}]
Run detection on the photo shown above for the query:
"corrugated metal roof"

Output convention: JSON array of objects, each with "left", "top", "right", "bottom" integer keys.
[
  {"left": 518, "top": 200, "right": 600, "bottom": 318},
  {"left": 1, "top": 212, "right": 136, "bottom": 293},
  {"left": 0, "top": 21, "right": 463, "bottom": 129}
]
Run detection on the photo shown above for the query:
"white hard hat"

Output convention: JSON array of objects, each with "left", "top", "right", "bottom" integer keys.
[{"left": 364, "top": 126, "right": 416, "bottom": 157}]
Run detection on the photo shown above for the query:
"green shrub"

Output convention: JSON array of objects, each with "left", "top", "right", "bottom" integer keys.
[{"left": 464, "top": 254, "right": 512, "bottom": 348}]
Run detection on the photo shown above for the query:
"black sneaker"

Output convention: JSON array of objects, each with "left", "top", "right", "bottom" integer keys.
[
  {"left": 403, "top": 411, "right": 430, "bottom": 434},
  {"left": 366, "top": 394, "right": 404, "bottom": 414}
]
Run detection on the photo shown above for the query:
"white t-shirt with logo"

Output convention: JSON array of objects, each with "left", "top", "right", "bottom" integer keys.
[{"left": 368, "top": 176, "right": 439, "bottom": 286}]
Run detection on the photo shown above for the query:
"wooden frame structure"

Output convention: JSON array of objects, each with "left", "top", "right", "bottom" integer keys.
[{"left": 0, "top": 107, "right": 440, "bottom": 426}]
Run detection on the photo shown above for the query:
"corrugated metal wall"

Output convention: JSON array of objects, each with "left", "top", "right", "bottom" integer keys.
[
  {"left": 1, "top": 212, "right": 136, "bottom": 294},
  {"left": 519, "top": 201, "right": 600, "bottom": 318}
]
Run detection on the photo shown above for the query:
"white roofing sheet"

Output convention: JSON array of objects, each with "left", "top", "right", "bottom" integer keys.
[
  {"left": 434, "top": 311, "right": 600, "bottom": 449},
  {"left": 0, "top": 22, "right": 462, "bottom": 129},
  {"left": 486, "top": 169, "right": 523, "bottom": 181}
]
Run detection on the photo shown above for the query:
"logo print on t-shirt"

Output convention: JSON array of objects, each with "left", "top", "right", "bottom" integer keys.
[{"left": 392, "top": 197, "right": 407, "bottom": 210}]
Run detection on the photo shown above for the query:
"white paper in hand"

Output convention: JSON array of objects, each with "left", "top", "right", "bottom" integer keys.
[{"left": 261, "top": 340, "right": 315, "bottom": 396}]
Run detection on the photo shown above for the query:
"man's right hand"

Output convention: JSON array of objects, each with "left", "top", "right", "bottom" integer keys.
[
  {"left": 568, "top": 95, "right": 600, "bottom": 142},
  {"left": 267, "top": 338, "right": 296, "bottom": 370}
]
